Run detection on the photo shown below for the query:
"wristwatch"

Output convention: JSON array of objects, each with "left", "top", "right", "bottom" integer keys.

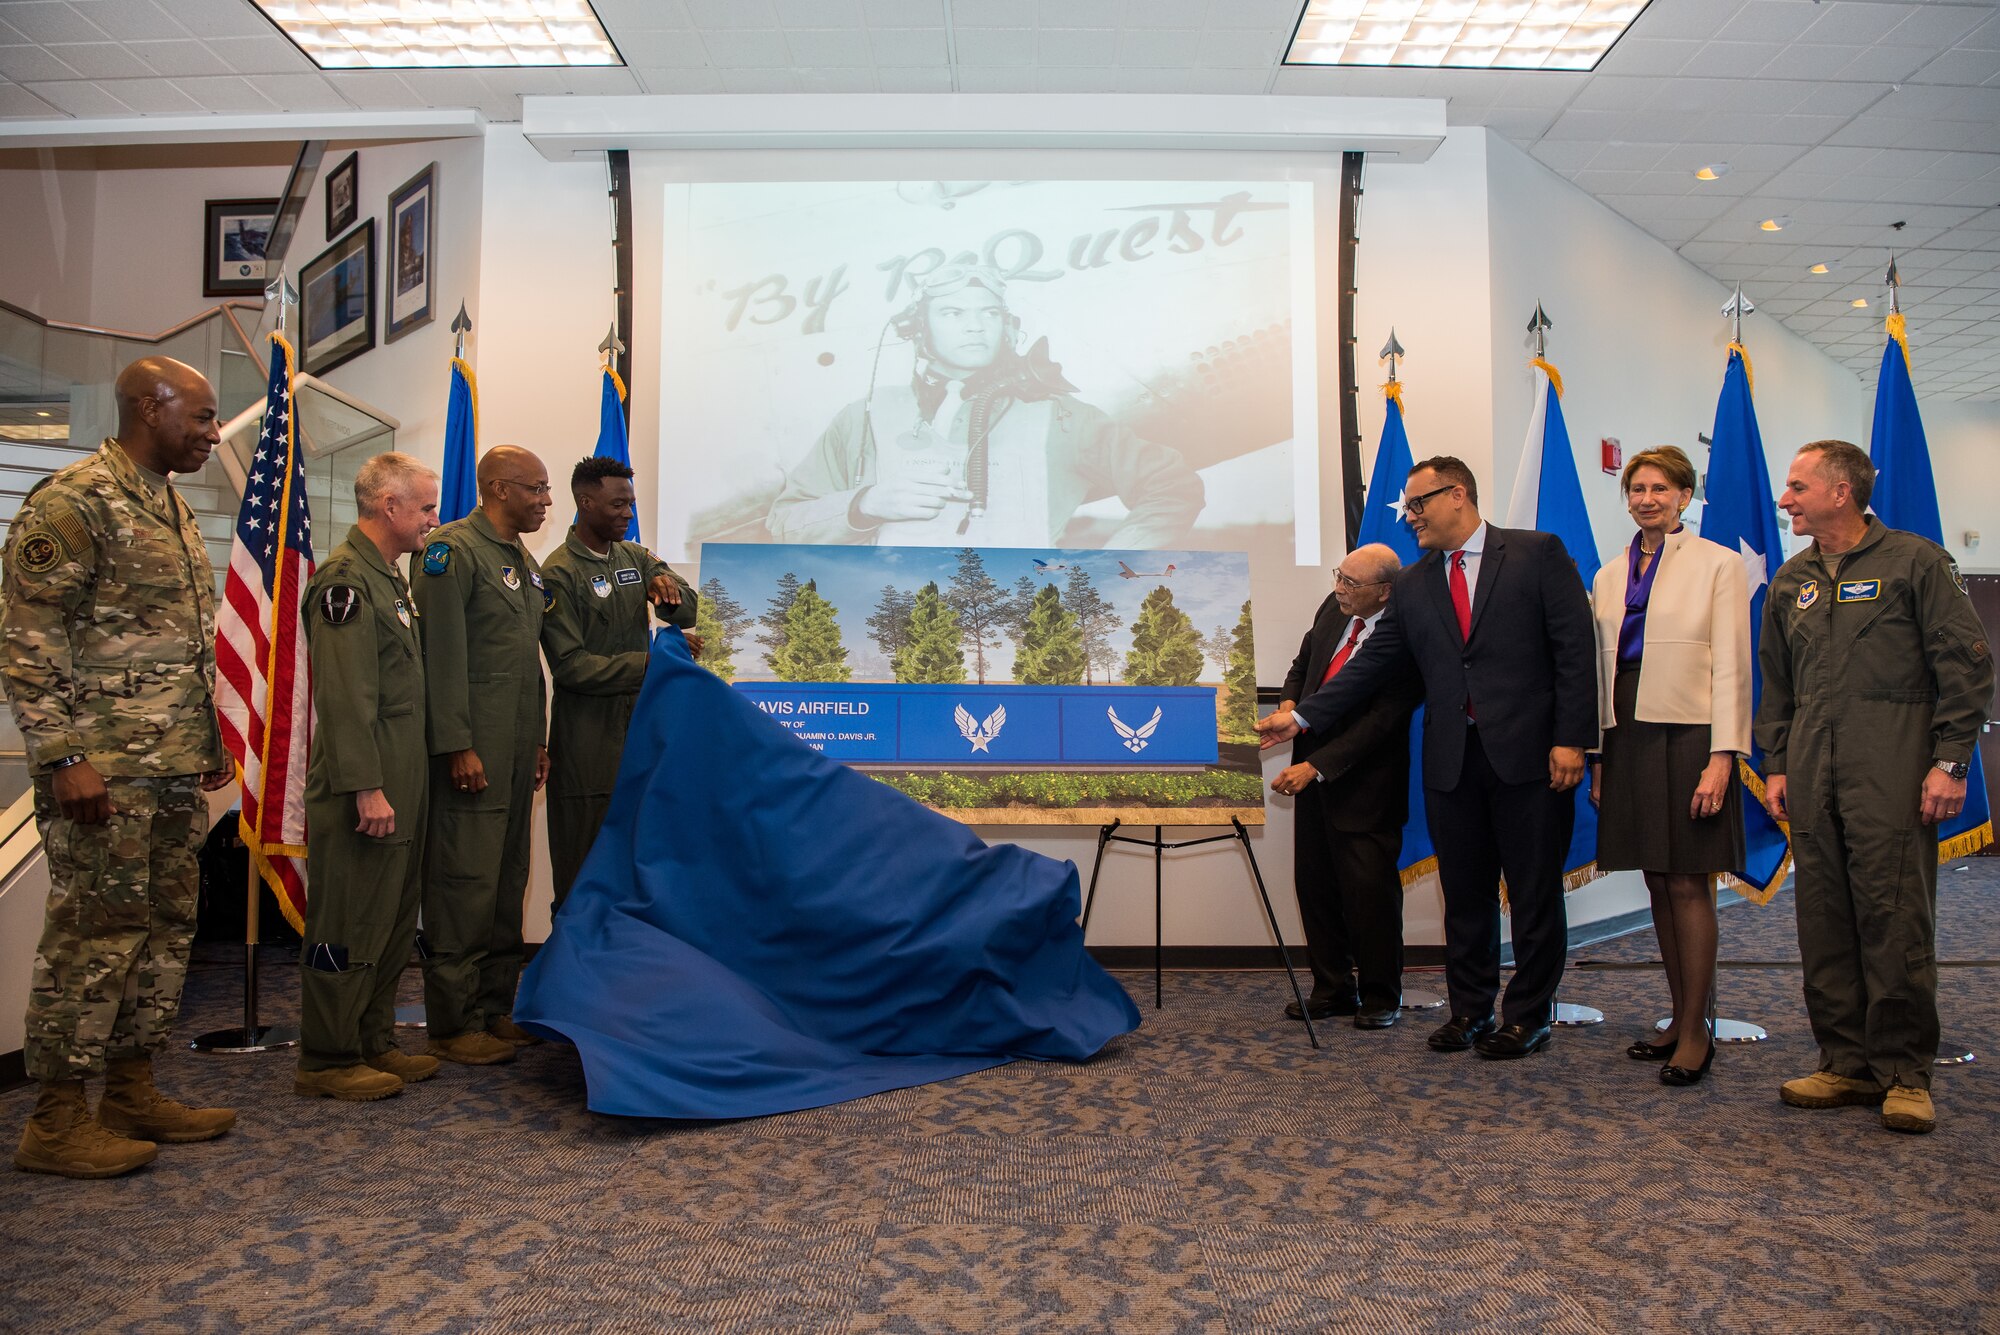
[
  {"left": 50, "top": 753, "right": 87, "bottom": 771},
  {"left": 1934, "top": 760, "right": 1970, "bottom": 780}
]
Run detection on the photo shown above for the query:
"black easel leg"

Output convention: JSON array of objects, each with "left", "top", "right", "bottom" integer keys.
[
  {"left": 1080, "top": 819, "right": 1118, "bottom": 934},
  {"left": 1233, "top": 819, "right": 1318, "bottom": 1050},
  {"left": 1153, "top": 825, "right": 1164, "bottom": 1009}
]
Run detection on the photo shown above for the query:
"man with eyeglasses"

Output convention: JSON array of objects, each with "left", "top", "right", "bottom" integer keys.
[
  {"left": 412, "top": 444, "right": 553, "bottom": 1066},
  {"left": 1257, "top": 456, "right": 1595, "bottom": 1060},
  {"left": 1271, "top": 542, "right": 1421, "bottom": 1029}
]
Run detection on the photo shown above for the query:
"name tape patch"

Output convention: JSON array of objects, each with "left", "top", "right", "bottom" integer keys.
[
  {"left": 615, "top": 568, "right": 644, "bottom": 586},
  {"left": 1836, "top": 579, "right": 1881, "bottom": 603}
]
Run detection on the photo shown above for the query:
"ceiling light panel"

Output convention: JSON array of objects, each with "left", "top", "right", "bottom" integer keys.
[
  {"left": 254, "top": 1, "right": 623, "bottom": 70},
  {"left": 1287, "top": 0, "right": 1651, "bottom": 71}
]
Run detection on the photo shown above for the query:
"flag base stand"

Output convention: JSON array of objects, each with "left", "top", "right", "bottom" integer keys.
[
  {"left": 395, "top": 1005, "right": 428, "bottom": 1029},
  {"left": 1081, "top": 818, "right": 1318, "bottom": 1050},
  {"left": 190, "top": 942, "right": 297, "bottom": 1054},
  {"left": 1553, "top": 1001, "right": 1605, "bottom": 1027},
  {"left": 1654, "top": 1015, "right": 1769, "bottom": 1044},
  {"left": 1400, "top": 989, "right": 1447, "bottom": 1011},
  {"left": 1936, "top": 1043, "right": 1976, "bottom": 1067}
]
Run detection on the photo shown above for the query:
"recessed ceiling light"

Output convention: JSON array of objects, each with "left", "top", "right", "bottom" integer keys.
[
  {"left": 251, "top": 0, "right": 623, "bottom": 70},
  {"left": 1285, "top": 0, "right": 1653, "bottom": 71},
  {"left": 1808, "top": 263, "right": 1831, "bottom": 274},
  {"left": 1694, "top": 164, "right": 1730, "bottom": 181},
  {"left": 1851, "top": 297, "right": 1870, "bottom": 308},
  {"left": 1760, "top": 217, "right": 1789, "bottom": 232}
]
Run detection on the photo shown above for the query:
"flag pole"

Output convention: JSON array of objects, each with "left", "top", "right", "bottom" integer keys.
[{"left": 193, "top": 269, "right": 301, "bottom": 1055}]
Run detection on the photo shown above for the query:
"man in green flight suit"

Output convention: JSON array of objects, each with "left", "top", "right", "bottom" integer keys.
[
  {"left": 295, "top": 452, "right": 443, "bottom": 1100},
  {"left": 413, "top": 444, "right": 552, "bottom": 1065},
  {"left": 539, "top": 456, "right": 698, "bottom": 908},
  {"left": 1758, "top": 439, "right": 1994, "bottom": 1135},
  {"left": 3, "top": 357, "right": 237, "bottom": 1179}
]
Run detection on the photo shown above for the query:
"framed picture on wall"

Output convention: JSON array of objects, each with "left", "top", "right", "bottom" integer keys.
[
  {"left": 325, "top": 152, "right": 359, "bottom": 236},
  {"left": 203, "top": 197, "right": 278, "bottom": 297},
  {"left": 300, "top": 219, "right": 375, "bottom": 376},
  {"left": 384, "top": 162, "right": 437, "bottom": 343}
]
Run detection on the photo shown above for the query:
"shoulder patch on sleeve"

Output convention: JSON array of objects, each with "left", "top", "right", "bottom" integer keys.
[
  {"left": 45, "top": 506, "right": 92, "bottom": 560},
  {"left": 422, "top": 541, "right": 451, "bottom": 576},
  {"left": 542, "top": 584, "right": 556, "bottom": 612},
  {"left": 319, "top": 585, "right": 364, "bottom": 625},
  {"left": 15, "top": 531, "right": 63, "bottom": 574}
]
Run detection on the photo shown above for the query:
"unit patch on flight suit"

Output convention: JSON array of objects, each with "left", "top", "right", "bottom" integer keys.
[
  {"left": 320, "top": 585, "right": 362, "bottom": 625},
  {"left": 501, "top": 565, "right": 521, "bottom": 590},
  {"left": 591, "top": 574, "right": 612, "bottom": 599},
  {"left": 1797, "top": 580, "right": 1820, "bottom": 609},
  {"left": 423, "top": 541, "right": 451, "bottom": 575}
]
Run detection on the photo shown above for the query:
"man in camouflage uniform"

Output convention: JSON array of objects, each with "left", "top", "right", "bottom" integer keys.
[
  {"left": 2, "top": 357, "right": 237, "bottom": 1179},
  {"left": 539, "top": 456, "right": 697, "bottom": 909},
  {"left": 295, "top": 453, "right": 442, "bottom": 1101},
  {"left": 1759, "top": 439, "right": 1994, "bottom": 1135},
  {"left": 413, "top": 444, "right": 550, "bottom": 1065}
]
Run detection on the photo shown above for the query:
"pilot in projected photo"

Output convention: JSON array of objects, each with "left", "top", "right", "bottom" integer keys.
[{"left": 766, "top": 262, "right": 1204, "bottom": 550}]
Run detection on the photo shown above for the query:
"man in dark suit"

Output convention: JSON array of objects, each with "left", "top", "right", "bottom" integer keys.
[
  {"left": 1256, "top": 457, "right": 1595, "bottom": 1058},
  {"left": 1271, "top": 542, "right": 1422, "bottom": 1028}
]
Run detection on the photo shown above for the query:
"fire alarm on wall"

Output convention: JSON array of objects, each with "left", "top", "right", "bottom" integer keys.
[{"left": 1601, "top": 438, "right": 1622, "bottom": 474}]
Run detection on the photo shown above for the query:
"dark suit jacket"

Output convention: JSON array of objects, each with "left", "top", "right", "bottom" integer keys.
[
  {"left": 1280, "top": 593, "right": 1423, "bottom": 833},
  {"left": 1293, "top": 527, "right": 1596, "bottom": 790}
]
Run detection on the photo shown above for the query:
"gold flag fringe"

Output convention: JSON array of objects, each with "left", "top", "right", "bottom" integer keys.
[
  {"left": 1727, "top": 342, "right": 1755, "bottom": 391},
  {"left": 1939, "top": 819, "right": 1993, "bottom": 863},
  {"left": 1530, "top": 357, "right": 1564, "bottom": 398},
  {"left": 1383, "top": 380, "right": 1405, "bottom": 411}
]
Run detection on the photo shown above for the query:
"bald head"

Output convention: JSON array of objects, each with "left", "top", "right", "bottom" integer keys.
[
  {"left": 1334, "top": 542, "right": 1400, "bottom": 618},
  {"left": 113, "top": 356, "right": 218, "bottom": 476},
  {"left": 477, "top": 444, "right": 551, "bottom": 539},
  {"left": 1349, "top": 543, "right": 1401, "bottom": 585}
]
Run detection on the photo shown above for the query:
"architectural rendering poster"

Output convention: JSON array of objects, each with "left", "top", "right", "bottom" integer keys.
[{"left": 696, "top": 543, "right": 1265, "bottom": 826}]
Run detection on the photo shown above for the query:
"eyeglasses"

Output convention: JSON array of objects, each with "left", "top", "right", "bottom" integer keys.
[
  {"left": 1401, "top": 483, "right": 1460, "bottom": 517},
  {"left": 1333, "top": 571, "right": 1389, "bottom": 590},
  {"left": 497, "top": 477, "right": 552, "bottom": 498}
]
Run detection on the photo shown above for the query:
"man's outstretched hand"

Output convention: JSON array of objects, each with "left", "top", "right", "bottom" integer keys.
[{"left": 1254, "top": 709, "right": 1300, "bottom": 749}]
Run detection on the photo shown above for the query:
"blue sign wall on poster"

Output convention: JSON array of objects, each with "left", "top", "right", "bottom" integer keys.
[{"left": 737, "top": 683, "right": 1218, "bottom": 766}]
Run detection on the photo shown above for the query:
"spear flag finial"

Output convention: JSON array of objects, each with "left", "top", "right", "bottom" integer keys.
[
  {"left": 598, "top": 322, "right": 625, "bottom": 361},
  {"left": 451, "top": 302, "right": 472, "bottom": 360},
  {"left": 1527, "top": 302, "right": 1552, "bottom": 358},
  {"left": 1722, "top": 286, "right": 1755, "bottom": 344},
  {"left": 1380, "top": 327, "right": 1404, "bottom": 383},
  {"left": 1886, "top": 256, "right": 1901, "bottom": 316}
]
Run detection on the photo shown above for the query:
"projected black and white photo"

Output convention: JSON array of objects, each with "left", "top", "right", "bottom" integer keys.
[{"left": 659, "top": 179, "right": 1319, "bottom": 564}]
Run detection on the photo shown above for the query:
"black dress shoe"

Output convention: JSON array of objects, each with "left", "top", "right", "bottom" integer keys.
[
  {"left": 1661, "top": 1035, "right": 1716, "bottom": 1086},
  {"left": 1354, "top": 1002, "right": 1401, "bottom": 1030},
  {"left": 1626, "top": 1035, "right": 1677, "bottom": 1061},
  {"left": 1474, "top": 1022, "right": 1553, "bottom": 1059},
  {"left": 1427, "top": 1014, "right": 1497, "bottom": 1051},
  {"left": 1285, "top": 994, "right": 1360, "bottom": 1022}
]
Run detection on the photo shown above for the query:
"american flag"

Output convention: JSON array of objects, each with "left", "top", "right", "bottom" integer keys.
[{"left": 216, "top": 332, "right": 314, "bottom": 931}]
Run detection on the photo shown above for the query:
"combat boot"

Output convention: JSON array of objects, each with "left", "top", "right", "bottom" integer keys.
[
  {"left": 428, "top": 1030, "right": 516, "bottom": 1065},
  {"left": 1779, "top": 1069, "right": 1885, "bottom": 1110},
  {"left": 293, "top": 1064, "right": 404, "bottom": 1101},
  {"left": 1881, "top": 1084, "right": 1936, "bottom": 1134},
  {"left": 365, "top": 1047, "right": 441, "bottom": 1083},
  {"left": 15, "top": 1080, "right": 157, "bottom": 1179},
  {"left": 99, "top": 1056, "right": 237, "bottom": 1142},
  {"left": 488, "top": 1016, "right": 543, "bottom": 1048}
]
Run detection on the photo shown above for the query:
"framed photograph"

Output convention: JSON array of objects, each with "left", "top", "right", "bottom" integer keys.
[
  {"left": 300, "top": 219, "right": 375, "bottom": 376},
  {"left": 384, "top": 162, "right": 437, "bottom": 343},
  {"left": 325, "top": 151, "right": 359, "bottom": 236},
  {"left": 203, "top": 197, "right": 278, "bottom": 297}
]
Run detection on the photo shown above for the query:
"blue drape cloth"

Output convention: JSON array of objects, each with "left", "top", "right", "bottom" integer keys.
[{"left": 515, "top": 630, "right": 1141, "bottom": 1118}]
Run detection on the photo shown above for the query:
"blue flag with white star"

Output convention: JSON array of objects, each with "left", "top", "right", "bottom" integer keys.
[
  {"left": 440, "top": 357, "right": 478, "bottom": 525},
  {"left": 1869, "top": 318, "right": 1992, "bottom": 860},
  {"left": 1700, "top": 347, "right": 1793, "bottom": 902}
]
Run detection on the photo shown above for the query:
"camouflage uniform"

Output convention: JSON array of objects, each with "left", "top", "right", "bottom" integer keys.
[
  {"left": 0, "top": 440, "right": 222, "bottom": 1083},
  {"left": 412, "top": 508, "right": 545, "bottom": 1040},
  {"left": 538, "top": 527, "right": 695, "bottom": 907},
  {"left": 298, "top": 527, "right": 429, "bottom": 1072}
]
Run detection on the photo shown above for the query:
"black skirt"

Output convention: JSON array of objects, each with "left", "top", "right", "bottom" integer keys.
[{"left": 1596, "top": 665, "right": 1746, "bottom": 876}]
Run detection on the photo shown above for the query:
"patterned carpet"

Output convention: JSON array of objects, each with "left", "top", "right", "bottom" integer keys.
[{"left": 4, "top": 864, "right": 1997, "bottom": 1333}]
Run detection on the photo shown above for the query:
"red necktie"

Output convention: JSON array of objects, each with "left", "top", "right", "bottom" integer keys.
[
  {"left": 1321, "top": 619, "right": 1365, "bottom": 685},
  {"left": 1449, "top": 550, "right": 1472, "bottom": 640}
]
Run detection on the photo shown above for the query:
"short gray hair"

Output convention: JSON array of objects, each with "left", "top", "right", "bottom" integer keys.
[
  {"left": 1797, "top": 439, "right": 1874, "bottom": 512},
  {"left": 354, "top": 451, "right": 438, "bottom": 519}
]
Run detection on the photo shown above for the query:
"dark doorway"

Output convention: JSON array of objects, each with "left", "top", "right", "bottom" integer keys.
[{"left": 1965, "top": 574, "right": 2000, "bottom": 853}]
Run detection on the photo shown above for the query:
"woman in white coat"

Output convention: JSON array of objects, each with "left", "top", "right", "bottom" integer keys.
[{"left": 1590, "top": 446, "right": 1751, "bottom": 1086}]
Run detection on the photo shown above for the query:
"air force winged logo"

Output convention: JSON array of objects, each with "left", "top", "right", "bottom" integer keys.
[
  {"left": 1108, "top": 705, "right": 1163, "bottom": 753},
  {"left": 954, "top": 704, "right": 1006, "bottom": 753}
]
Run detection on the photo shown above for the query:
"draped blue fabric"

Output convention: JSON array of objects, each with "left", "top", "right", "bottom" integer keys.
[{"left": 515, "top": 630, "right": 1141, "bottom": 1118}]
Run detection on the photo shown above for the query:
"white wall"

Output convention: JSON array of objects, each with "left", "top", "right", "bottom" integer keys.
[
  {"left": 1902, "top": 396, "right": 2000, "bottom": 573},
  {"left": 0, "top": 147, "right": 99, "bottom": 321}
]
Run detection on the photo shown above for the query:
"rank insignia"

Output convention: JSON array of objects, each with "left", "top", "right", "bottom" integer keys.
[
  {"left": 320, "top": 585, "right": 362, "bottom": 625},
  {"left": 394, "top": 598, "right": 412, "bottom": 628},
  {"left": 529, "top": 569, "right": 544, "bottom": 589},
  {"left": 1836, "top": 579, "right": 1880, "bottom": 602},
  {"left": 592, "top": 574, "right": 612, "bottom": 599},
  {"left": 17, "top": 531, "right": 60, "bottom": 574},
  {"left": 615, "top": 568, "right": 643, "bottom": 586},
  {"left": 501, "top": 565, "right": 521, "bottom": 590},
  {"left": 1796, "top": 580, "right": 1819, "bottom": 609},
  {"left": 422, "top": 541, "right": 451, "bottom": 576}
]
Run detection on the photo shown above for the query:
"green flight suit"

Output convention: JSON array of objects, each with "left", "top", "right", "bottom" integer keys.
[
  {"left": 298, "top": 527, "right": 428, "bottom": 1072},
  {"left": 412, "top": 508, "right": 547, "bottom": 1040},
  {"left": 1756, "top": 518, "right": 1994, "bottom": 1090},
  {"left": 539, "top": 527, "right": 696, "bottom": 907}
]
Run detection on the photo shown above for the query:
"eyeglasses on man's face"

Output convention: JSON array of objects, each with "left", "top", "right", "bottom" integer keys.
[
  {"left": 1401, "top": 483, "right": 1460, "bottom": 517},
  {"left": 1333, "top": 570, "right": 1389, "bottom": 590},
  {"left": 498, "top": 477, "right": 552, "bottom": 498}
]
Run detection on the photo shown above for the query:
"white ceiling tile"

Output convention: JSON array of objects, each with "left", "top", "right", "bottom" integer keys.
[
  {"left": 1596, "top": 36, "right": 1703, "bottom": 76},
  {"left": 1039, "top": 0, "right": 1124, "bottom": 27},
  {"left": 1185, "top": 67, "right": 1269, "bottom": 93},
  {"left": 1566, "top": 74, "right": 1663, "bottom": 110},
  {"left": 1114, "top": 66, "right": 1191, "bottom": 92},
  {"left": 104, "top": 76, "right": 200, "bottom": 114},
  {"left": 792, "top": 66, "right": 878, "bottom": 91},
  {"left": 790, "top": 28, "right": 874, "bottom": 65},
  {"left": 0, "top": 45, "right": 80, "bottom": 82},
  {"left": 686, "top": 0, "right": 778, "bottom": 27},
  {"left": 1790, "top": 80, "right": 1890, "bottom": 117},
  {"left": 1757, "top": 43, "right": 1864, "bottom": 80},
  {"left": 633, "top": 66, "right": 726, "bottom": 92},
  {"left": 700, "top": 30, "right": 792, "bottom": 67},
  {"left": 1037, "top": 28, "right": 1119, "bottom": 65},
  {"left": 1714, "top": 0, "right": 1824, "bottom": 44},
  {"left": 125, "top": 39, "right": 234, "bottom": 78},
  {"left": 561, "top": 68, "right": 642, "bottom": 95},
  {"left": 1801, "top": 2, "right": 1916, "bottom": 46},
  {"left": 207, "top": 34, "right": 312, "bottom": 75},
  {"left": 1909, "top": 46, "right": 2000, "bottom": 87},
  {"left": 595, "top": 0, "right": 694, "bottom": 30},
  {"left": 0, "top": 79, "right": 59, "bottom": 116},
  {"left": 17, "top": 77, "right": 125, "bottom": 115},
  {"left": 1119, "top": 29, "right": 1205, "bottom": 67},
  {"left": 612, "top": 29, "right": 710, "bottom": 65},
  {"left": 1495, "top": 71, "right": 1588, "bottom": 108},
  {"left": 1203, "top": 0, "right": 1300, "bottom": 28},
  {"left": 1195, "top": 29, "right": 1284, "bottom": 67},
  {"left": 1141, "top": 0, "right": 1208, "bottom": 24},
  {"left": 321, "top": 71, "right": 420, "bottom": 108},
  {"left": 873, "top": 65, "right": 952, "bottom": 89},
  {"left": 1530, "top": 140, "right": 1599, "bottom": 173},
  {"left": 865, "top": 0, "right": 946, "bottom": 23},
  {"left": 772, "top": 0, "right": 853, "bottom": 23},
  {"left": 1836, "top": 43, "right": 1937, "bottom": 82},
  {"left": 172, "top": 75, "right": 276, "bottom": 114},
  {"left": 41, "top": 41, "right": 149, "bottom": 79},
  {"left": 716, "top": 67, "right": 798, "bottom": 92},
  {"left": 949, "top": 0, "right": 1025, "bottom": 26},
  {"left": 1480, "top": 107, "right": 1561, "bottom": 141},
  {"left": 243, "top": 71, "right": 351, "bottom": 113},
  {"left": 868, "top": 27, "right": 950, "bottom": 64},
  {"left": 953, "top": 65, "right": 1036, "bottom": 91},
  {"left": 54, "top": 1, "right": 186, "bottom": 41},
  {"left": 1036, "top": 64, "right": 1121, "bottom": 92},
  {"left": 951, "top": 27, "right": 1034, "bottom": 65},
  {"left": 3, "top": 2, "right": 107, "bottom": 44},
  {"left": 163, "top": 0, "right": 275, "bottom": 38},
  {"left": 1882, "top": 3, "right": 1993, "bottom": 49},
  {"left": 1629, "top": 0, "right": 1750, "bottom": 41},
  {"left": 1688, "top": 40, "right": 1789, "bottom": 79}
]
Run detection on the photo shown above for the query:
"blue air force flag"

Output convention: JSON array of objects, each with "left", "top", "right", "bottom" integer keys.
[
  {"left": 587, "top": 366, "right": 641, "bottom": 542},
  {"left": 1357, "top": 385, "right": 1431, "bottom": 882},
  {"left": 440, "top": 356, "right": 479, "bottom": 525}
]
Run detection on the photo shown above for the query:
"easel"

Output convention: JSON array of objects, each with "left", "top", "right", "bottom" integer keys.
[{"left": 1079, "top": 817, "right": 1319, "bottom": 1049}]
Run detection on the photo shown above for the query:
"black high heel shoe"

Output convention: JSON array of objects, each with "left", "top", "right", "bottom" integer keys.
[
  {"left": 1627, "top": 1034, "right": 1677, "bottom": 1061},
  {"left": 1660, "top": 1035, "right": 1716, "bottom": 1086}
]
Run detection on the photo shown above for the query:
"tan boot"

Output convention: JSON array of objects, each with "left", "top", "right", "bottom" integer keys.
[
  {"left": 365, "top": 1047, "right": 441, "bottom": 1083},
  {"left": 427, "top": 1031, "right": 517, "bottom": 1065},
  {"left": 293, "top": 1064, "right": 404, "bottom": 1101},
  {"left": 1779, "top": 1069, "right": 1886, "bottom": 1110},
  {"left": 15, "top": 1080, "right": 157, "bottom": 1179},
  {"left": 487, "top": 1016, "right": 543, "bottom": 1048},
  {"left": 1881, "top": 1083, "right": 1936, "bottom": 1134},
  {"left": 99, "top": 1056, "right": 236, "bottom": 1143}
]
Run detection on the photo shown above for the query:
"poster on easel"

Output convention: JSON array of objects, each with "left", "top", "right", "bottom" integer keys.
[{"left": 696, "top": 543, "right": 1265, "bottom": 827}]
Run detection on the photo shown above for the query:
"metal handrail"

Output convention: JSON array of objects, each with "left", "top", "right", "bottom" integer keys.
[
  {"left": 0, "top": 788, "right": 40, "bottom": 891},
  {"left": 0, "top": 296, "right": 265, "bottom": 361}
]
